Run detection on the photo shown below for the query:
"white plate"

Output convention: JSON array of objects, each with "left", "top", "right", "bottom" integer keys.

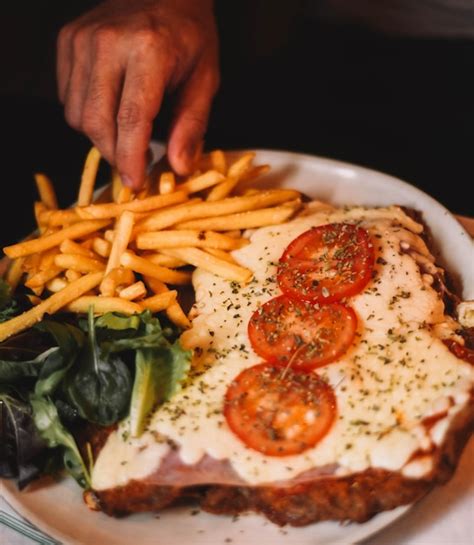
[{"left": 2, "top": 148, "right": 473, "bottom": 545}]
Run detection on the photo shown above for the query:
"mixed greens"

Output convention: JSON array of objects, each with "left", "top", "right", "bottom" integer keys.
[{"left": 0, "top": 279, "right": 191, "bottom": 489}]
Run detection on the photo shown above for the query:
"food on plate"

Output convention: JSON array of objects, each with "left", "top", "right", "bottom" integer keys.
[{"left": 0, "top": 148, "right": 473, "bottom": 529}]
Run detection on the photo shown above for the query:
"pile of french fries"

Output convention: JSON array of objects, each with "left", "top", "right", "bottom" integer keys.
[{"left": 0, "top": 148, "right": 302, "bottom": 342}]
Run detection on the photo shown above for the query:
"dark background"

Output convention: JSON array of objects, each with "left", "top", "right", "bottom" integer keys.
[{"left": 1, "top": 2, "right": 473, "bottom": 247}]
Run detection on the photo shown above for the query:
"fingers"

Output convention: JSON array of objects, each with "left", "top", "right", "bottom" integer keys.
[
  {"left": 62, "top": 28, "right": 92, "bottom": 131},
  {"left": 115, "top": 47, "right": 168, "bottom": 189},
  {"left": 167, "top": 56, "right": 220, "bottom": 176},
  {"left": 81, "top": 29, "right": 123, "bottom": 164},
  {"left": 56, "top": 24, "right": 73, "bottom": 103}
]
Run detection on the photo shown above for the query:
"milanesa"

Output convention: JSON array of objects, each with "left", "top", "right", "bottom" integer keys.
[{"left": 86, "top": 202, "right": 474, "bottom": 525}]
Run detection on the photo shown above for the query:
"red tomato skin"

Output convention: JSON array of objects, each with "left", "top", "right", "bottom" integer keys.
[
  {"left": 277, "top": 223, "right": 374, "bottom": 303},
  {"left": 443, "top": 339, "right": 474, "bottom": 364},
  {"left": 248, "top": 295, "right": 357, "bottom": 370},
  {"left": 224, "top": 363, "right": 337, "bottom": 456}
]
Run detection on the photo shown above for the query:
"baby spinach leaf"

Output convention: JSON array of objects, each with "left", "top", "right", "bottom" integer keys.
[
  {"left": 0, "top": 350, "right": 52, "bottom": 382},
  {"left": 65, "top": 307, "right": 132, "bottom": 426},
  {"left": 0, "top": 328, "right": 54, "bottom": 361},
  {"left": 29, "top": 394, "right": 90, "bottom": 488},
  {"left": 0, "top": 389, "right": 47, "bottom": 489},
  {"left": 34, "top": 321, "right": 84, "bottom": 397},
  {"left": 100, "top": 310, "right": 174, "bottom": 355}
]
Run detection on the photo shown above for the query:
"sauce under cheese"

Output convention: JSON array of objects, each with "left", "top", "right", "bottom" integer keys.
[{"left": 92, "top": 204, "right": 474, "bottom": 490}]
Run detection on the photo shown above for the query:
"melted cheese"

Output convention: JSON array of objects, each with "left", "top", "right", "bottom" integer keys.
[{"left": 92, "top": 205, "right": 474, "bottom": 490}]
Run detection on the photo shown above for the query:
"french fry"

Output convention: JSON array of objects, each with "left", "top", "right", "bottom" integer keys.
[
  {"left": 60, "top": 239, "right": 100, "bottom": 259},
  {"left": 160, "top": 247, "right": 252, "bottom": 283},
  {"left": 209, "top": 150, "right": 227, "bottom": 175},
  {"left": 46, "top": 277, "right": 68, "bottom": 293},
  {"left": 133, "top": 190, "right": 300, "bottom": 234},
  {"left": 158, "top": 172, "right": 176, "bottom": 195},
  {"left": 223, "top": 229, "right": 242, "bottom": 238},
  {"left": 228, "top": 152, "right": 255, "bottom": 179},
  {"left": 118, "top": 281, "right": 147, "bottom": 301},
  {"left": 176, "top": 201, "right": 301, "bottom": 231},
  {"left": 104, "top": 229, "right": 115, "bottom": 243},
  {"left": 241, "top": 188, "right": 260, "bottom": 196},
  {"left": 240, "top": 164, "right": 271, "bottom": 182},
  {"left": 110, "top": 168, "right": 124, "bottom": 203},
  {"left": 78, "top": 147, "right": 101, "bottom": 206},
  {"left": 175, "top": 170, "right": 224, "bottom": 194},
  {"left": 145, "top": 253, "right": 187, "bottom": 268},
  {"left": 133, "top": 199, "right": 202, "bottom": 235},
  {"left": 136, "top": 230, "right": 247, "bottom": 251},
  {"left": 140, "top": 290, "right": 177, "bottom": 313},
  {"left": 204, "top": 247, "right": 238, "bottom": 265},
  {"left": 80, "top": 238, "right": 95, "bottom": 250},
  {"left": 34, "top": 173, "right": 58, "bottom": 209},
  {"left": 143, "top": 276, "right": 190, "bottom": 327},
  {"left": 92, "top": 237, "right": 111, "bottom": 258},
  {"left": 25, "top": 266, "right": 64, "bottom": 289},
  {"left": 105, "top": 210, "right": 135, "bottom": 275},
  {"left": 0, "top": 272, "right": 103, "bottom": 342},
  {"left": 65, "top": 269, "right": 82, "bottom": 282},
  {"left": 5, "top": 257, "right": 25, "bottom": 291},
  {"left": 66, "top": 296, "right": 142, "bottom": 315},
  {"left": 117, "top": 186, "right": 133, "bottom": 204},
  {"left": 206, "top": 177, "right": 238, "bottom": 202},
  {"left": 136, "top": 175, "right": 152, "bottom": 200},
  {"left": 34, "top": 202, "right": 49, "bottom": 233},
  {"left": 54, "top": 254, "right": 105, "bottom": 273},
  {"left": 100, "top": 267, "right": 136, "bottom": 297},
  {"left": 4, "top": 219, "right": 111, "bottom": 259},
  {"left": 40, "top": 208, "right": 81, "bottom": 227},
  {"left": 120, "top": 250, "right": 192, "bottom": 285},
  {"left": 26, "top": 294, "right": 42, "bottom": 306},
  {"left": 206, "top": 153, "right": 255, "bottom": 201},
  {"left": 39, "top": 248, "right": 60, "bottom": 271},
  {"left": 76, "top": 191, "right": 187, "bottom": 220},
  {"left": 22, "top": 253, "right": 42, "bottom": 273}
]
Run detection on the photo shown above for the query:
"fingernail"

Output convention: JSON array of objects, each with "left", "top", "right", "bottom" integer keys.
[
  {"left": 183, "top": 138, "right": 204, "bottom": 170},
  {"left": 120, "top": 173, "right": 134, "bottom": 188}
]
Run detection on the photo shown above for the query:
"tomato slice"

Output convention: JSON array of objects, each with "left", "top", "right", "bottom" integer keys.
[
  {"left": 224, "top": 363, "right": 337, "bottom": 456},
  {"left": 248, "top": 295, "right": 357, "bottom": 370},
  {"left": 277, "top": 223, "right": 374, "bottom": 303},
  {"left": 443, "top": 339, "right": 474, "bottom": 364}
]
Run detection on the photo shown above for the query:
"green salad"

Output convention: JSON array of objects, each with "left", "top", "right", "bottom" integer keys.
[{"left": 0, "top": 278, "right": 191, "bottom": 489}]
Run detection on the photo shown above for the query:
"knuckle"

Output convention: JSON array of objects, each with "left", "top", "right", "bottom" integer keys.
[
  {"left": 117, "top": 101, "right": 144, "bottom": 131},
  {"left": 82, "top": 111, "right": 105, "bottom": 140},
  {"left": 134, "top": 27, "right": 160, "bottom": 52},
  {"left": 92, "top": 24, "right": 119, "bottom": 52},
  {"left": 71, "top": 27, "right": 89, "bottom": 54},
  {"left": 181, "top": 110, "right": 207, "bottom": 134},
  {"left": 57, "top": 23, "right": 74, "bottom": 47}
]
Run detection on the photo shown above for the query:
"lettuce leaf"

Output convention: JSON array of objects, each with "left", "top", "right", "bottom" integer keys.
[
  {"left": 29, "top": 394, "right": 90, "bottom": 488},
  {"left": 95, "top": 310, "right": 192, "bottom": 437},
  {"left": 0, "top": 388, "right": 47, "bottom": 489},
  {"left": 63, "top": 308, "right": 132, "bottom": 426}
]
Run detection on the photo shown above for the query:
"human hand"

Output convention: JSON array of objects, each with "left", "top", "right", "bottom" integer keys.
[{"left": 57, "top": 0, "right": 219, "bottom": 189}]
